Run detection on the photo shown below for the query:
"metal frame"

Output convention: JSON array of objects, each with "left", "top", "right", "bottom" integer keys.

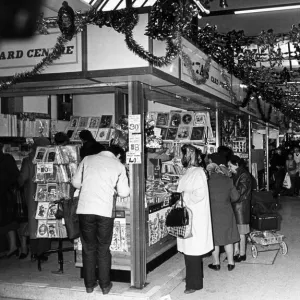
[{"left": 128, "top": 81, "right": 147, "bottom": 288}]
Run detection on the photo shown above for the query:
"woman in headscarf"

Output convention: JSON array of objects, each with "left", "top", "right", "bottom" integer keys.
[
  {"left": 206, "top": 153, "right": 240, "bottom": 271},
  {"left": 18, "top": 137, "right": 51, "bottom": 261},
  {"left": 176, "top": 144, "right": 213, "bottom": 294}
]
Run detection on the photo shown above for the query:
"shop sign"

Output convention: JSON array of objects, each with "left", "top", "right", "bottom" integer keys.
[
  {"left": 36, "top": 163, "right": 53, "bottom": 174},
  {"left": 181, "top": 38, "right": 242, "bottom": 103},
  {"left": 0, "top": 31, "right": 78, "bottom": 69},
  {"left": 129, "top": 133, "right": 142, "bottom": 153},
  {"left": 126, "top": 152, "right": 142, "bottom": 164},
  {"left": 128, "top": 114, "right": 141, "bottom": 133}
]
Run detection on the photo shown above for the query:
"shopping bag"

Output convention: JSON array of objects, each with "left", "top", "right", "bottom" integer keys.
[{"left": 283, "top": 172, "right": 291, "bottom": 189}]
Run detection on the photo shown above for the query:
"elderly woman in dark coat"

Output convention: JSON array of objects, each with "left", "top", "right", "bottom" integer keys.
[
  {"left": 228, "top": 155, "right": 252, "bottom": 262},
  {"left": 207, "top": 153, "right": 240, "bottom": 271},
  {"left": 18, "top": 137, "right": 51, "bottom": 261}
]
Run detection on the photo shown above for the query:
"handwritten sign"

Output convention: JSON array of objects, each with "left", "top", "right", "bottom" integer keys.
[
  {"left": 128, "top": 115, "right": 141, "bottom": 133},
  {"left": 36, "top": 163, "right": 53, "bottom": 174},
  {"left": 126, "top": 153, "right": 142, "bottom": 164},
  {"left": 129, "top": 133, "right": 142, "bottom": 153}
]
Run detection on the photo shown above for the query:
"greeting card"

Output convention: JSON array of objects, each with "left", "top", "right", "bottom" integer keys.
[
  {"left": 146, "top": 112, "right": 158, "bottom": 126},
  {"left": 165, "top": 128, "right": 178, "bottom": 140},
  {"left": 176, "top": 126, "right": 191, "bottom": 140},
  {"left": 69, "top": 116, "right": 80, "bottom": 128},
  {"left": 36, "top": 220, "right": 49, "bottom": 238},
  {"left": 35, "top": 202, "right": 49, "bottom": 219},
  {"left": 169, "top": 112, "right": 182, "bottom": 127},
  {"left": 96, "top": 128, "right": 111, "bottom": 141},
  {"left": 156, "top": 113, "right": 169, "bottom": 127},
  {"left": 47, "top": 183, "right": 58, "bottom": 201},
  {"left": 78, "top": 117, "right": 90, "bottom": 128},
  {"left": 88, "top": 117, "right": 101, "bottom": 129},
  {"left": 99, "top": 115, "right": 113, "bottom": 128},
  {"left": 190, "top": 127, "right": 205, "bottom": 140},
  {"left": 47, "top": 220, "right": 58, "bottom": 238},
  {"left": 194, "top": 112, "right": 207, "bottom": 126},
  {"left": 47, "top": 203, "right": 58, "bottom": 219},
  {"left": 33, "top": 147, "right": 47, "bottom": 163},
  {"left": 35, "top": 184, "right": 48, "bottom": 201},
  {"left": 181, "top": 112, "right": 194, "bottom": 126}
]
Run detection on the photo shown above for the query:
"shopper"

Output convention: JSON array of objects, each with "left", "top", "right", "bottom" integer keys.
[
  {"left": 18, "top": 137, "right": 51, "bottom": 262},
  {"left": 270, "top": 147, "right": 286, "bottom": 198},
  {"left": 79, "top": 129, "right": 105, "bottom": 159},
  {"left": 54, "top": 131, "right": 70, "bottom": 146},
  {"left": 207, "top": 154, "right": 240, "bottom": 271},
  {"left": 0, "top": 143, "right": 20, "bottom": 258},
  {"left": 293, "top": 147, "right": 300, "bottom": 195},
  {"left": 176, "top": 144, "right": 213, "bottom": 294},
  {"left": 285, "top": 153, "right": 297, "bottom": 196},
  {"left": 72, "top": 145, "right": 130, "bottom": 295},
  {"left": 228, "top": 155, "right": 252, "bottom": 262}
]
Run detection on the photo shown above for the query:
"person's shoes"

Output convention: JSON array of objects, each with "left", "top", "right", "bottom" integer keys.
[
  {"left": 184, "top": 289, "right": 196, "bottom": 294},
  {"left": 86, "top": 282, "right": 98, "bottom": 293},
  {"left": 208, "top": 264, "right": 220, "bottom": 271},
  {"left": 31, "top": 254, "right": 37, "bottom": 262},
  {"left": 19, "top": 252, "right": 29, "bottom": 259},
  {"left": 6, "top": 249, "right": 19, "bottom": 258},
  {"left": 102, "top": 282, "right": 113, "bottom": 295},
  {"left": 235, "top": 255, "right": 246, "bottom": 262},
  {"left": 228, "top": 264, "right": 235, "bottom": 271}
]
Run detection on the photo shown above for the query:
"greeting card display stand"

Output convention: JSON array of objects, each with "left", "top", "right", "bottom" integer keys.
[{"left": 33, "top": 145, "right": 80, "bottom": 272}]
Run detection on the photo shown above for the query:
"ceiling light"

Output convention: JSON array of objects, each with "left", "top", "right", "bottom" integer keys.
[{"left": 235, "top": 5, "right": 300, "bottom": 14}]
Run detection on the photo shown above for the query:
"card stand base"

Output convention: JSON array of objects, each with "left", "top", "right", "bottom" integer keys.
[{"left": 37, "top": 239, "right": 74, "bottom": 273}]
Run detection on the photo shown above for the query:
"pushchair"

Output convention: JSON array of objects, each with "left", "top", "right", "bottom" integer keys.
[{"left": 248, "top": 191, "right": 288, "bottom": 258}]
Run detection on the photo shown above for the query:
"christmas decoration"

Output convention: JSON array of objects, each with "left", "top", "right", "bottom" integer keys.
[{"left": 57, "top": 1, "right": 75, "bottom": 40}]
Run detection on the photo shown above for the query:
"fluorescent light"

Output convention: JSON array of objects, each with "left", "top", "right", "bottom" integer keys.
[{"left": 234, "top": 5, "right": 300, "bottom": 14}]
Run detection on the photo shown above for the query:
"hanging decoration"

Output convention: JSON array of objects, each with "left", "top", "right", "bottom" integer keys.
[{"left": 57, "top": 1, "right": 75, "bottom": 40}]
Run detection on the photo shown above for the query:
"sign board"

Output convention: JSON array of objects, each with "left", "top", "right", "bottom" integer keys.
[
  {"left": 36, "top": 163, "right": 53, "bottom": 174},
  {"left": 126, "top": 153, "right": 142, "bottom": 164},
  {"left": 128, "top": 115, "right": 141, "bottom": 133},
  {"left": 129, "top": 133, "right": 142, "bottom": 153},
  {"left": 0, "top": 30, "right": 78, "bottom": 69}
]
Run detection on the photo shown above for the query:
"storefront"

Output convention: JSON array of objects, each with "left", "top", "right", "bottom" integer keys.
[{"left": 0, "top": 8, "right": 282, "bottom": 288}]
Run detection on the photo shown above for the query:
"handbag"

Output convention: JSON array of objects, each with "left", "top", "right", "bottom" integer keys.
[
  {"left": 63, "top": 191, "right": 80, "bottom": 239},
  {"left": 165, "top": 193, "right": 193, "bottom": 239},
  {"left": 63, "top": 164, "right": 84, "bottom": 239}
]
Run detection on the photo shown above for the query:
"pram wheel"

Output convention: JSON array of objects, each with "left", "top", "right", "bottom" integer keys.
[
  {"left": 251, "top": 245, "right": 258, "bottom": 258},
  {"left": 280, "top": 242, "right": 288, "bottom": 255}
]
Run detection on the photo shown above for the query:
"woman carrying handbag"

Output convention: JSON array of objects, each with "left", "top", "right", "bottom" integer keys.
[{"left": 176, "top": 144, "right": 213, "bottom": 294}]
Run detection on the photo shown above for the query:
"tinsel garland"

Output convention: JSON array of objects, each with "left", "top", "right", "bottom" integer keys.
[
  {"left": 220, "top": 70, "right": 238, "bottom": 105},
  {"left": 181, "top": 52, "right": 211, "bottom": 85},
  {"left": 0, "top": 34, "right": 70, "bottom": 92},
  {"left": 256, "top": 96, "right": 273, "bottom": 122}
]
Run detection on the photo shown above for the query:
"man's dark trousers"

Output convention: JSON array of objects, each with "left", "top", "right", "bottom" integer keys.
[{"left": 79, "top": 214, "right": 114, "bottom": 289}]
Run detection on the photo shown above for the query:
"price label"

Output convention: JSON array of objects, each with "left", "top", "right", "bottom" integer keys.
[
  {"left": 36, "top": 163, "right": 54, "bottom": 174},
  {"left": 128, "top": 115, "right": 141, "bottom": 133},
  {"left": 129, "top": 133, "right": 142, "bottom": 153},
  {"left": 126, "top": 153, "right": 141, "bottom": 164}
]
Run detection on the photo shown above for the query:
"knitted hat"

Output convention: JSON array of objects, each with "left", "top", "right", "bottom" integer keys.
[{"left": 209, "top": 153, "right": 227, "bottom": 166}]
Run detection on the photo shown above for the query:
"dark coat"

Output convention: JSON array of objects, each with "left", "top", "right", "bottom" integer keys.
[
  {"left": 232, "top": 167, "right": 252, "bottom": 224},
  {"left": 208, "top": 172, "right": 240, "bottom": 246},
  {"left": 0, "top": 153, "right": 20, "bottom": 228},
  {"left": 18, "top": 155, "right": 37, "bottom": 239}
]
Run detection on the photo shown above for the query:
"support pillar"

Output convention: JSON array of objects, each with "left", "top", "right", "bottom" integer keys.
[
  {"left": 266, "top": 122, "right": 270, "bottom": 191},
  {"left": 215, "top": 109, "right": 220, "bottom": 149},
  {"left": 128, "top": 81, "right": 147, "bottom": 289},
  {"left": 248, "top": 115, "right": 252, "bottom": 173}
]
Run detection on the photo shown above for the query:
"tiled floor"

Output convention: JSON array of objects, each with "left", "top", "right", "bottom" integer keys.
[
  {"left": 0, "top": 196, "right": 299, "bottom": 300},
  {"left": 170, "top": 196, "right": 300, "bottom": 300}
]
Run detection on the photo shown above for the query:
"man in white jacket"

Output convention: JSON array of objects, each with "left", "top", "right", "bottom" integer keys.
[{"left": 72, "top": 145, "right": 130, "bottom": 295}]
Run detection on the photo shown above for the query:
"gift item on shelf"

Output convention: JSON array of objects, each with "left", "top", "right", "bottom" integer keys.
[
  {"left": 36, "top": 220, "right": 49, "bottom": 238},
  {"left": 99, "top": 115, "right": 113, "bottom": 128},
  {"left": 156, "top": 113, "right": 169, "bottom": 127},
  {"left": 78, "top": 117, "right": 90, "bottom": 128},
  {"left": 176, "top": 126, "right": 191, "bottom": 140},
  {"left": 166, "top": 128, "right": 178, "bottom": 140},
  {"left": 181, "top": 112, "right": 194, "bottom": 126},
  {"left": 146, "top": 112, "right": 158, "bottom": 126},
  {"left": 33, "top": 147, "right": 48, "bottom": 163},
  {"left": 190, "top": 127, "right": 205, "bottom": 140},
  {"left": 47, "top": 220, "right": 59, "bottom": 238},
  {"left": 35, "top": 202, "right": 49, "bottom": 219},
  {"left": 96, "top": 128, "right": 111, "bottom": 141},
  {"left": 47, "top": 203, "right": 58, "bottom": 219},
  {"left": 194, "top": 112, "right": 207, "bottom": 126},
  {"left": 110, "top": 217, "right": 128, "bottom": 252},
  {"left": 88, "top": 117, "right": 101, "bottom": 129}
]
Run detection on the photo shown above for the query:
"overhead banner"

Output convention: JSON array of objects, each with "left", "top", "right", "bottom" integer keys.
[
  {"left": 0, "top": 31, "right": 78, "bottom": 69},
  {"left": 181, "top": 38, "right": 243, "bottom": 105}
]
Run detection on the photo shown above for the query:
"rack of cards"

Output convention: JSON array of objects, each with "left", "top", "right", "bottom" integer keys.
[{"left": 33, "top": 145, "right": 80, "bottom": 239}]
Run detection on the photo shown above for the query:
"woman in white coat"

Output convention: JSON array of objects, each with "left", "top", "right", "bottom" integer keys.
[{"left": 177, "top": 144, "right": 213, "bottom": 294}]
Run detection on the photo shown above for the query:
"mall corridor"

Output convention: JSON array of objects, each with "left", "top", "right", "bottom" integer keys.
[{"left": 0, "top": 196, "right": 299, "bottom": 300}]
